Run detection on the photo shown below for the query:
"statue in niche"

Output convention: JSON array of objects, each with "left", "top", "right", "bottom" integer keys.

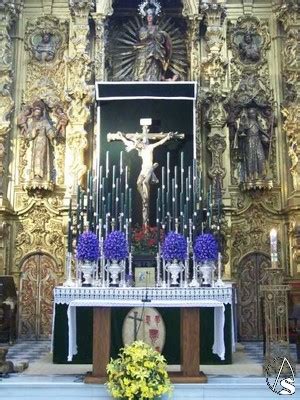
[
  {"left": 33, "top": 32, "right": 57, "bottom": 62},
  {"left": 133, "top": 1, "right": 173, "bottom": 81},
  {"left": 238, "top": 32, "right": 261, "bottom": 64},
  {"left": 108, "top": 0, "right": 187, "bottom": 81},
  {"left": 17, "top": 100, "right": 57, "bottom": 187},
  {"left": 235, "top": 107, "right": 271, "bottom": 183}
]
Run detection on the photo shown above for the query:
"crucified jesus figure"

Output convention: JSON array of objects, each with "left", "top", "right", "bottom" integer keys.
[{"left": 108, "top": 120, "right": 184, "bottom": 227}]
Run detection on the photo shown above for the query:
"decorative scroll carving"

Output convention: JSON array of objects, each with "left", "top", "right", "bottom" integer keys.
[
  {"left": 231, "top": 205, "right": 280, "bottom": 276},
  {"left": 228, "top": 15, "right": 270, "bottom": 70},
  {"left": 69, "top": 0, "right": 94, "bottom": 18},
  {"left": 201, "top": 2, "right": 226, "bottom": 55},
  {"left": 207, "top": 134, "right": 226, "bottom": 183},
  {"left": 282, "top": 104, "right": 300, "bottom": 191},
  {"left": 15, "top": 202, "right": 65, "bottom": 270}
]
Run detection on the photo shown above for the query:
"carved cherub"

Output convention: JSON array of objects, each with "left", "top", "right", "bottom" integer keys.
[
  {"left": 53, "top": 104, "right": 69, "bottom": 138},
  {"left": 17, "top": 105, "right": 32, "bottom": 137}
]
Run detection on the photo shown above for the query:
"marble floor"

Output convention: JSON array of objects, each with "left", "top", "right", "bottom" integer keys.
[{"left": 0, "top": 340, "right": 299, "bottom": 399}]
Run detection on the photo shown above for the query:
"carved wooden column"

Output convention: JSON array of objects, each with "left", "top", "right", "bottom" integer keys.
[
  {"left": 201, "top": 1, "right": 227, "bottom": 194},
  {"left": 92, "top": 0, "right": 113, "bottom": 81},
  {"left": 66, "top": 0, "right": 94, "bottom": 195},
  {"left": 277, "top": 3, "right": 300, "bottom": 279},
  {"left": 0, "top": 1, "right": 19, "bottom": 203},
  {"left": 183, "top": 2, "right": 202, "bottom": 166}
]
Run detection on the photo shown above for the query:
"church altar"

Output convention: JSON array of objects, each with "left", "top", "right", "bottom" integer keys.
[{"left": 52, "top": 285, "right": 235, "bottom": 373}]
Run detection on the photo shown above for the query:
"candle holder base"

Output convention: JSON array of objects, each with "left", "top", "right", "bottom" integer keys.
[
  {"left": 63, "top": 279, "right": 75, "bottom": 287},
  {"left": 215, "top": 278, "right": 225, "bottom": 287},
  {"left": 189, "top": 278, "right": 200, "bottom": 288}
]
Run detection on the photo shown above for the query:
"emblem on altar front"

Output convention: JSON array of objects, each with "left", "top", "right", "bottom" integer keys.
[{"left": 122, "top": 307, "right": 166, "bottom": 353}]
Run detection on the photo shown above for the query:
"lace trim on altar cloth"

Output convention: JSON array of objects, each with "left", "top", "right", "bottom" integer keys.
[{"left": 54, "top": 285, "right": 233, "bottom": 305}]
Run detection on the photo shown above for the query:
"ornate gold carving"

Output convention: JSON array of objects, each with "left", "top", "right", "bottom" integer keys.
[
  {"left": 182, "top": 0, "right": 199, "bottom": 17},
  {"left": 276, "top": 1, "right": 299, "bottom": 32},
  {"left": 289, "top": 215, "right": 300, "bottom": 276},
  {"left": 201, "top": 53, "right": 227, "bottom": 88},
  {"left": 24, "top": 16, "right": 68, "bottom": 104},
  {"left": 282, "top": 104, "right": 300, "bottom": 191},
  {"left": 186, "top": 15, "right": 201, "bottom": 82},
  {"left": 207, "top": 134, "right": 226, "bottom": 182},
  {"left": 92, "top": 13, "right": 107, "bottom": 81},
  {"left": 64, "top": 4, "right": 93, "bottom": 194},
  {"left": 201, "top": 2, "right": 226, "bottom": 55},
  {"left": 228, "top": 15, "right": 270, "bottom": 70},
  {"left": 231, "top": 206, "right": 282, "bottom": 279},
  {"left": 15, "top": 202, "right": 64, "bottom": 270},
  {"left": 0, "top": 2, "right": 19, "bottom": 196},
  {"left": 69, "top": 0, "right": 94, "bottom": 18}
]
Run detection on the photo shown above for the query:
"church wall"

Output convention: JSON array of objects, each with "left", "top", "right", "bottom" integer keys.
[{"left": 0, "top": 0, "right": 299, "bottom": 338}]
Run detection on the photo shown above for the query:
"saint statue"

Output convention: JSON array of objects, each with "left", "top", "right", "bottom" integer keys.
[
  {"left": 133, "top": 1, "right": 172, "bottom": 81},
  {"left": 236, "top": 107, "right": 270, "bottom": 182},
  {"left": 109, "top": 0, "right": 187, "bottom": 81},
  {"left": 238, "top": 32, "right": 261, "bottom": 64},
  {"left": 18, "top": 100, "right": 57, "bottom": 186},
  {"left": 33, "top": 32, "right": 56, "bottom": 62}
]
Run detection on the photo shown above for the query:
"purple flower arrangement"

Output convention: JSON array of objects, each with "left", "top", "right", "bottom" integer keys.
[
  {"left": 194, "top": 233, "right": 218, "bottom": 263},
  {"left": 162, "top": 231, "right": 187, "bottom": 262},
  {"left": 104, "top": 231, "right": 128, "bottom": 261},
  {"left": 77, "top": 231, "right": 100, "bottom": 262}
]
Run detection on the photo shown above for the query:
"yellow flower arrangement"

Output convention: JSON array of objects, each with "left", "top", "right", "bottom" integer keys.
[{"left": 106, "top": 341, "right": 172, "bottom": 400}]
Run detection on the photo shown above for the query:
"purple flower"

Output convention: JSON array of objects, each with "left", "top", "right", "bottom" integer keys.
[
  {"left": 77, "top": 231, "right": 100, "bottom": 262},
  {"left": 194, "top": 233, "right": 218, "bottom": 263},
  {"left": 162, "top": 231, "right": 187, "bottom": 262},
  {"left": 104, "top": 231, "right": 128, "bottom": 261}
]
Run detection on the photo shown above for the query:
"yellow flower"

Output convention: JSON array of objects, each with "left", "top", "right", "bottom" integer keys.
[{"left": 106, "top": 340, "right": 172, "bottom": 399}]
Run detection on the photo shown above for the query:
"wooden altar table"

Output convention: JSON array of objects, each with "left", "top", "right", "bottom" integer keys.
[{"left": 66, "top": 297, "right": 228, "bottom": 384}]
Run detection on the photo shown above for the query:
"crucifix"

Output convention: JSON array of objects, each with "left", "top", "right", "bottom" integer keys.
[
  {"left": 108, "top": 118, "right": 184, "bottom": 227},
  {"left": 128, "top": 310, "right": 143, "bottom": 341}
]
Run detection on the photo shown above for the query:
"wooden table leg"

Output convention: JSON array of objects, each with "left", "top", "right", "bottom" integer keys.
[
  {"left": 169, "top": 307, "right": 207, "bottom": 383},
  {"left": 85, "top": 307, "right": 111, "bottom": 384}
]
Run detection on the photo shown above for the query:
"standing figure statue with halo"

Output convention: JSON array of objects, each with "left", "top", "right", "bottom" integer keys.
[
  {"left": 133, "top": 0, "right": 172, "bottom": 81},
  {"left": 109, "top": 0, "right": 187, "bottom": 81}
]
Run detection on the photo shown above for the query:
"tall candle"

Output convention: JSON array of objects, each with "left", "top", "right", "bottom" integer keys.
[
  {"left": 270, "top": 228, "right": 278, "bottom": 267},
  {"left": 167, "top": 152, "right": 170, "bottom": 194},
  {"left": 115, "top": 178, "right": 119, "bottom": 224},
  {"left": 106, "top": 150, "right": 109, "bottom": 178},
  {"left": 180, "top": 152, "right": 184, "bottom": 192},
  {"left": 120, "top": 151, "right": 123, "bottom": 175},
  {"left": 67, "top": 199, "right": 72, "bottom": 253},
  {"left": 172, "top": 178, "right": 175, "bottom": 227}
]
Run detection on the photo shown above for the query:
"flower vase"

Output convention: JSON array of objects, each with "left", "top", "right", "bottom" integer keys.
[
  {"left": 166, "top": 259, "right": 184, "bottom": 286},
  {"left": 198, "top": 260, "right": 215, "bottom": 287},
  {"left": 81, "top": 261, "right": 95, "bottom": 286},
  {"left": 107, "top": 259, "right": 124, "bottom": 286}
]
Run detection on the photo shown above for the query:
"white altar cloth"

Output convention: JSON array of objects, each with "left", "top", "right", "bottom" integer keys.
[{"left": 67, "top": 298, "right": 226, "bottom": 362}]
